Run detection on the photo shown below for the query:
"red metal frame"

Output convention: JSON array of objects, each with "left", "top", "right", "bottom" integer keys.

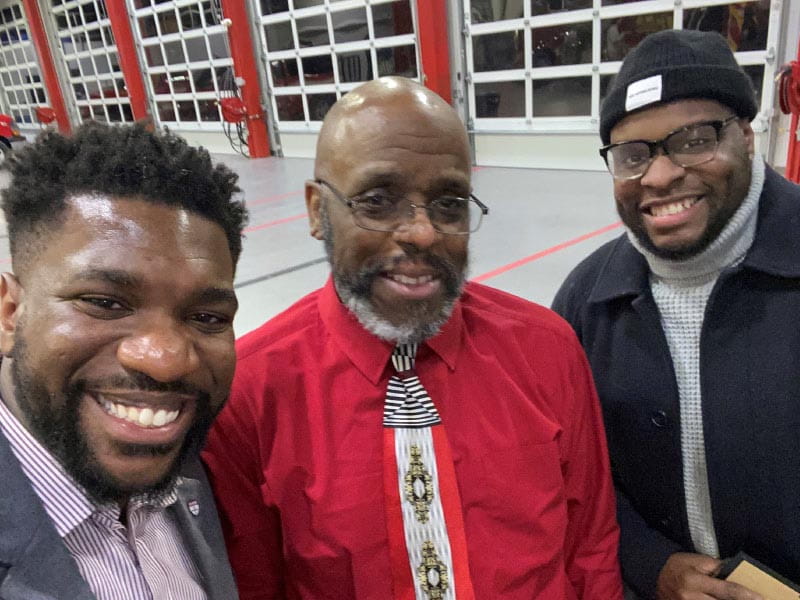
[
  {"left": 416, "top": 0, "right": 451, "bottom": 104},
  {"left": 220, "top": 0, "right": 270, "bottom": 157},
  {"left": 21, "top": 0, "right": 70, "bottom": 133},
  {"left": 787, "top": 37, "right": 800, "bottom": 183},
  {"left": 106, "top": 2, "right": 149, "bottom": 122}
]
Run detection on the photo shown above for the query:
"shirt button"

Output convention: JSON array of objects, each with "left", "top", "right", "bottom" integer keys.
[{"left": 651, "top": 410, "right": 669, "bottom": 428}]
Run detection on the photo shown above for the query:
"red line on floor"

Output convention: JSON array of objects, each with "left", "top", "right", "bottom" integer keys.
[
  {"left": 471, "top": 221, "right": 623, "bottom": 283},
  {"left": 244, "top": 213, "right": 308, "bottom": 233},
  {"left": 247, "top": 189, "right": 304, "bottom": 207}
]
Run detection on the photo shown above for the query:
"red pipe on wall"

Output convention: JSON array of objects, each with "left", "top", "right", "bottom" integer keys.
[
  {"left": 21, "top": 0, "right": 70, "bottom": 133},
  {"left": 105, "top": 2, "right": 149, "bottom": 122},
  {"left": 220, "top": 0, "right": 270, "bottom": 157},
  {"left": 416, "top": 0, "right": 452, "bottom": 104}
]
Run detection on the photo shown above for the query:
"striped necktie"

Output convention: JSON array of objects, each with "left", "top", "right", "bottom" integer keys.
[{"left": 382, "top": 343, "right": 476, "bottom": 600}]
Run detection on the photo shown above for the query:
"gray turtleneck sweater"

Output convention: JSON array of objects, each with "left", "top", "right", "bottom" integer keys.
[{"left": 627, "top": 154, "right": 765, "bottom": 557}]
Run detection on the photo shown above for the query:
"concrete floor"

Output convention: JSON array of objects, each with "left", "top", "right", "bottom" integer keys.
[{"left": 0, "top": 153, "right": 624, "bottom": 337}]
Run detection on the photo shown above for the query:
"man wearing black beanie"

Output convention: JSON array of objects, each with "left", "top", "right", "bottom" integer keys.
[{"left": 554, "top": 28, "right": 800, "bottom": 600}]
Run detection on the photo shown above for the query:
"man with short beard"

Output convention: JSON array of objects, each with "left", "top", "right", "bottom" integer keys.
[
  {"left": 202, "top": 77, "right": 622, "bottom": 600},
  {"left": 553, "top": 30, "right": 800, "bottom": 600},
  {"left": 0, "top": 122, "right": 247, "bottom": 600}
]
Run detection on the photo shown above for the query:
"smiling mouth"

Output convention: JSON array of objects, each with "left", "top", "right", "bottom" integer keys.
[
  {"left": 384, "top": 273, "right": 435, "bottom": 285},
  {"left": 96, "top": 394, "right": 182, "bottom": 428},
  {"left": 646, "top": 197, "right": 701, "bottom": 217}
]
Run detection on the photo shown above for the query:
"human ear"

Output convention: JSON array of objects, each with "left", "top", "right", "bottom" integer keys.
[
  {"left": 0, "top": 272, "right": 23, "bottom": 356},
  {"left": 306, "top": 181, "right": 325, "bottom": 241}
]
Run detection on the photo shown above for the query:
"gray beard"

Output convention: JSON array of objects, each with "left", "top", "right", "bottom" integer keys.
[{"left": 338, "top": 282, "right": 458, "bottom": 344}]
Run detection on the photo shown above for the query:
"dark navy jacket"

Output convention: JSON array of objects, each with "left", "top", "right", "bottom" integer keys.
[{"left": 552, "top": 166, "right": 800, "bottom": 598}]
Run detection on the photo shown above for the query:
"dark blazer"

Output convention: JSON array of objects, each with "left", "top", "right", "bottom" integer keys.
[
  {"left": 552, "top": 166, "right": 800, "bottom": 598},
  {"left": 0, "top": 430, "right": 239, "bottom": 600}
]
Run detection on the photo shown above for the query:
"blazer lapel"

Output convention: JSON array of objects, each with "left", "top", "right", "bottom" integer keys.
[
  {"left": 170, "top": 459, "right": 239, "bottom": 600},
  {"left": 0, "top": 433, "right": 95, "bottom": 600}
]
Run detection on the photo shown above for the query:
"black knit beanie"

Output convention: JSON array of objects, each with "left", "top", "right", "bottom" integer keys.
[{"left": 600, "top": 29, "right": 757, "bottom": 144}]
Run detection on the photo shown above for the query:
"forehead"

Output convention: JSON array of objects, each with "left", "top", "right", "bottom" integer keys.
[
  {"left": 31, "top": 194, "right": 233, "bottom": 284},
  {"left": 325, "top": 103, "right": 471, "bottom": 187},
  {"left": 610, "top": 98, "right": 732, "bottom": 144}
]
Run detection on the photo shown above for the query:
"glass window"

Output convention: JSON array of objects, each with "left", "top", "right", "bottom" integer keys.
[
  {"left": 260, "top": 0, "right": 289, "bottom": 15},
  {"left": 532, "top": 0, "right": 591, "bottom": 16},
  {"left": 171, "top": 70, "right": 191, "bottom": 93},
  {"left": 377, "top": 45, "right": 416, "bottom": 77},
  {"left": 185, "top": 36, "right": 208, "bottom": 62},
  {"left": 533, "top": 76, "right": 591, "bottom": 116},
  {"left": 475, "top": 81, "right": 525, "bottom": 118},
  {"left": 151, "top": 72, "right": 169, "bottom": 94},
  {"left": 177, "top": 100, "right": 197, "bottom": 121},
  {"left": 602, "top": 12, "right": 672, "bottom": 62},
  {"left": 208, "top": 33, "right": 228, "bottom": 59},
  {"left": 265, "top": 20, "right": 293, "bottom": 51},
  {"left": 192, "top": 68, "right": 214, "bottom": 92},
  {"left": 107, "top": 104, "right": 122, "bottom": 122},
  {"left": 683, "top": 2, "right": 770, "bottom": 52},
  {"left": 308, "top": 93, "right": 336, "bottom": 121},
  {"left": 271, "top": 58, "right": 299, "bottom": 86},
  {"left": 158, "top": 9, "right": 179, "bottom": 35},
  {"left": 532, "top": 22, "right": 592, "bottom": 67},
  {"left": 138, "top": 15, "right": 157, "bottom": 38},
  {"left": 302, "top": 54, "right": 333, "bottom": 85},
  {"left": 372, "top": 1, "right": 413, "bottom": 38},
  {"left": 473, "top": 31, "right": 523, "bottom": 72},
  {"left": 199, "top": 99, "right": 220, "bottom": 121},
  {"left": 144, "top": 45, "right": 164, "bottom": 67},
  {"left": 296, "top": 15, "right": 329, "bottom": 47},
  {"left": 180, "top": 5, "right": 203, "bottom": 31},
  {"left": 332, "top": 8, "right": 368, "bottom": 44},
  {"left": 744, "top": 64, "right": 764, "bottom": 105},
  {"left": 164, "top": 40, "right": 185, "bottom": 65},
  {"left": 276, "top": 94, "right": 304, "bottom": 120},
  {"left": 471, "top": 0, "right": 523, "bottom": 24},
  {"left": 338, "top": 50, "right": 372, "bottom": 83},
  {"left": 157, "top": 101, "right": 175, "bottom": 121}
]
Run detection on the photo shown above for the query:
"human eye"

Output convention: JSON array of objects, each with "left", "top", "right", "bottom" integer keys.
[
  {"left": 76, "top": 296, "right": 130, "bottom": 318},
  {"left": 671, "top": 126, "right": 716, "bottom": 153},
  {"left": 431, "top": 196, "right": 467, "bottom": 222},
  {"left": 614, "top": 145, "right": 650, "bottom": 168},
  {"left": 353, "top": 191, "right": 399, "bottom": 216},
  {"left": 189, "top": 311, "right": 232, "bottom": 333}
]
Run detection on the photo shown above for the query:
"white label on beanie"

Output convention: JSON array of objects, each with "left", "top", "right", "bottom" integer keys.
[{"left": 626, "top": 75, "right": 663, "bottom": 112}]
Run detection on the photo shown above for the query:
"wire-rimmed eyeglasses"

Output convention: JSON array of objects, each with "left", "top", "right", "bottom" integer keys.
[
  {"left": 315, "top": 179, "right": 489, "bottom": 235},
  {"left": 599, "top": 115, "right": 739, "bottom": 180}
]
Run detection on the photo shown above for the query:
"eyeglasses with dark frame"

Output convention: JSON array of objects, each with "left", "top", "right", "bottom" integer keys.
[
  {"left": 314, "top": 179, "right": 489, "bottom": 235},
  {"left": 599, "top": 115, "right": 740, "bottom": 180}
]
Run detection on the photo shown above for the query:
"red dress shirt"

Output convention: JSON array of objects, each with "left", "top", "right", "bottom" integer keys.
[{"left": 203, "top": 278, "right": 622, "bottom": 599}]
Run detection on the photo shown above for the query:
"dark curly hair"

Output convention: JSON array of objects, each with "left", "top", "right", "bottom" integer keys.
[{"left": 2, "top": 121, "right": 248, "bottom": 275}]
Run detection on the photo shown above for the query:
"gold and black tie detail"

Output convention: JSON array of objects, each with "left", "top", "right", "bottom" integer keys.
[
  {"left": 404, "top": 445, "right": 434, "bottom": 523},
  {"left": 418, "top": 541, "right": 450, "bottom": 600}
]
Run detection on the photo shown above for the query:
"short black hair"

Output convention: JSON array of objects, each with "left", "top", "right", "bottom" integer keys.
[{"left": 2, "top": 121, "right": 248, "bottom": 274}]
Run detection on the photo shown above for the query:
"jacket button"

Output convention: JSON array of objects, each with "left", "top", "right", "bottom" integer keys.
[{"left": 651, "top": 410, "right": 668, "bottom": 428}]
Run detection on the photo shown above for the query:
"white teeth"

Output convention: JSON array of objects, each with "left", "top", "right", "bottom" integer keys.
[
  {"left": 98, "top": 396, "right": 180, "bottom": 428},
  {"left": 138, "top": 408, "right": 154, "bottom": 427},
  {"left": 390, "top": 273, "right": 434, "bottom": 285},
  {"left": 650, "top": 197, "right": 698, "bottom": 217}
]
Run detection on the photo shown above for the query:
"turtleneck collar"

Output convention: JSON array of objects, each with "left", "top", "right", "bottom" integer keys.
[{"left": 627, "top": 153, "right": 765, "bottom": 284}]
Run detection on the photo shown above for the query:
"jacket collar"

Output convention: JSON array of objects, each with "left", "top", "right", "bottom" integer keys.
[
  {"left": 588, "top": 166, "right": 800, "bottom": 304},
  {"left": 318, "top": 276, "right": 463, "bottom": 385}
]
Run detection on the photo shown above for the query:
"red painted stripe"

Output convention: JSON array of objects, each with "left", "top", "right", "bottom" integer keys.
[
  {"left": 247, "top": 190, "right": 304, "bottom": 207},
  {"left": 106, "top": 2, "right": 148, "bottom": 121},
  {"left": 243, "top": 213, "right": 307, "bottom": 233},
  {"left": 472, "top": 221, "right": 622, "bottom": 283},
  {"left": 432, "top": 425, "right": 476, "bottom": 599},
  {"left": 383, "top": 429, "right": 416, "bottom": 600}
]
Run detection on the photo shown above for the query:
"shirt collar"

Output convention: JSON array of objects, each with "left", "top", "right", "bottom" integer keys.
[
  {"left": 0, "top": 395, "right": 181, "bottom": 537},
  {"left": 318, "top": 276, "right": 463, "bottom": 384}
]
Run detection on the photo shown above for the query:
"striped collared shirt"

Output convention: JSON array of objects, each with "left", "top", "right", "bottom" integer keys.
[{"left": 0, "top": 398, "right": 207, "bottom": 600}]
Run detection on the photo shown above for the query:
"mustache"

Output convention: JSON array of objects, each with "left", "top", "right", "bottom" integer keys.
[
  {"left": 75, "top": 372, "right": 204, "bottom": 397},
  {"left": 349, "top": 251, "right": 461, "bottom": 295}
]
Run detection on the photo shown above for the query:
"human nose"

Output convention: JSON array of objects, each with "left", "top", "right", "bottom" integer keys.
[
  {"left": 639, "top": 148, "right": 685, "bottom": 189},
  {"left": 392, "top": 203, "right": 438, "bottom": 248},
  {"left": 117, "top": 319, "right": 200, "bottom": 382}
]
